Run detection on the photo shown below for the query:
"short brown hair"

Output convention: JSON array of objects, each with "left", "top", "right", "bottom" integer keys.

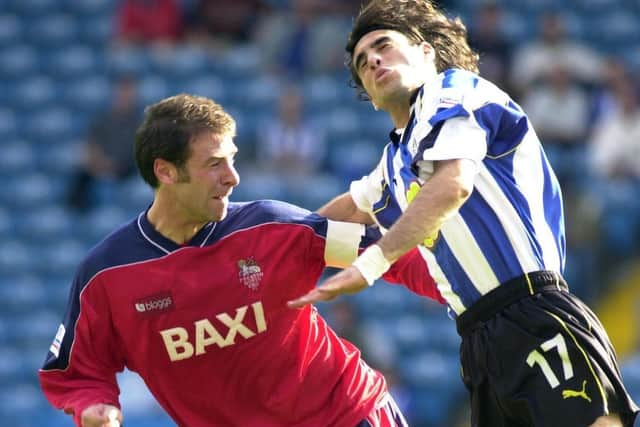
[
  {"left": 134, "top": 94, "right": 236, "bottom": 188},
  {"left": 346, "top": 0, "right": 479, "bottom": 96}
]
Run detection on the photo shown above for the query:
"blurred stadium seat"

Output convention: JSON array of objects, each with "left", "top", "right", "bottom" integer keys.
[
  {"left": 46, "top": 44, "right": 102, "bottom": 79},
  {"left": 25, "top": 14, "right": 79, "bottom": 48},
  {"left": 0, "top": 14, "right": 23, "bottom": 47},
  {"left": 0, "top": 44, "right": 39, "bottom": 78},
  {"left": 1, "top": 1, "right": 639, "bottom": 426},
  {"left": 10, "top": 75, "right": 58, "bottom": 111}
]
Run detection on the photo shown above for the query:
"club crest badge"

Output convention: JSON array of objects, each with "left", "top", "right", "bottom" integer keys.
[{"left": 238, "top": 257, "right": 263, "bottom": 290}]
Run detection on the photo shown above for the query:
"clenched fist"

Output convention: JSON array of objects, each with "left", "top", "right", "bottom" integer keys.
[{"left": 81, "top": 403, "right": 122, "bottom": 427}]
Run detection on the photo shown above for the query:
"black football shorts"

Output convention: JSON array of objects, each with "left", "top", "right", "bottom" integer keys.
[{"left": 457, "top": 271, "right": 638, "bottom": 427}]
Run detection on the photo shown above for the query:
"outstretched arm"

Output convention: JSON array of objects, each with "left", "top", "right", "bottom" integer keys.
[
  {"left": 317, "top": 192, "right": 374, "bottom": 224},
  {"left": 39, "top": 273, "right": 125, "bottom": 426},
  {"left": 288, "top": 158, "right": 475, "bottom": 307}
]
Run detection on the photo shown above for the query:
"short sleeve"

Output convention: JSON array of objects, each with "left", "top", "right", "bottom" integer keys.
[
  {"left": 421, "top": 114, "right": 488, "bottom": 166},
  {"left": 349, "top": 157, "right": 385, "bottom": 214}
]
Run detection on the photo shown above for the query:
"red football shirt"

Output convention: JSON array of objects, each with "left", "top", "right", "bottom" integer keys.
[{"left": 39, "top": 201, "right": 440, "bottom": 426}]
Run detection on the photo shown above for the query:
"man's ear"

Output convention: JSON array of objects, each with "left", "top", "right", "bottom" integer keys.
[
  {"left": 154, "top": 158, "right": 178, "bottom": 185},
  {"left": 422, "top": 42, "right": 435, "bottom": 62}
]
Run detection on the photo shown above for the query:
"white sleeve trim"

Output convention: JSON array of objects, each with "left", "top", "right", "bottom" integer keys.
[
  {"left": 324, "top": 220, "right": 366, "bottom": 268},
  {"left": 349, "top": 178, "right": 374, "bottom": 214}
]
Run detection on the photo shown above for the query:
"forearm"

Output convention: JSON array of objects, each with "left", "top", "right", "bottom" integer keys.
[
  {"left": 40, "top": 280, "right": 124, "bottom": 426},
  {"left": 317, "top": 192, "right": 373, "bottom": 224},
  {"left": 39, "top": 369, "right": 120, "bottom": 427},
  {"left": 377, "top": 159, "right": 473, "bottom": 263}
]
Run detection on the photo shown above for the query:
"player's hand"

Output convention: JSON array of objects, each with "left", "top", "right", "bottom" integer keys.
[
  {"left": 81, "top": 404, "right": 122, "bottom": 427},
  {"left": 287, "top": 266, "right": 367, "bottom": 308}
]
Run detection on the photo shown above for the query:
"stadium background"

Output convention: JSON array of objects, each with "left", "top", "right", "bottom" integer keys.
[{"left": 0, "top": 0, "right": 639, "bottom": 425}]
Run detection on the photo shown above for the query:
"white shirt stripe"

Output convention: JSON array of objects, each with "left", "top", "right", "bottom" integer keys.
[{"left": 440, "top": 216, "right": 500, "bottom": 295}]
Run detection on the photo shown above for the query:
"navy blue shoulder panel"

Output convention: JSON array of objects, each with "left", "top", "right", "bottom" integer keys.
[
  {"left": 214, "top": 200, "right": 327, "bottom": 242},
  {"left": 42, "top": 216, "right": 165, "bottom": 371},
  {"left": 77, "top": 217, "right": 166, "bottom": 287}
]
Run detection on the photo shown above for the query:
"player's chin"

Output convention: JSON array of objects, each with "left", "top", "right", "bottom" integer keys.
[{"left": 209, "top": 198, "right": 229, "bottom": 221}]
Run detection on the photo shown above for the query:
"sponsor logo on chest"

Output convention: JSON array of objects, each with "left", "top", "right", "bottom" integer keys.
[{"left": 159, "top": 301, "right": 267, "bottom": 362}]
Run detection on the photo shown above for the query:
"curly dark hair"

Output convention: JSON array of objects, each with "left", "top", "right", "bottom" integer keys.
[
  {"left": 346, "top": 0, "right": 479, "bottom": 96},
  {"left": 134, "top": 94, "right": 236, "bottom": 188}
]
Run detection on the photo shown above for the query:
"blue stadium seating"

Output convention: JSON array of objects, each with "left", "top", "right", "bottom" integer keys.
[
  {"left": 1, "top": 1, "right": 639, "bottom": 426},
  {"left": 25, "top": 14, "right": 79, "bottom": 48},
  {"left": 106, "top": 46, "right": 152, "bottom": 75},
  {"left": 37, "top": 238, "right": 88, "bottom": 278},
  {"left": 46, "top": 44, "right": 102, "bottom": 79},
  {"left": 24, "top": 106, "right": 83, "bottom": 142},
  {"left": 62, "top": 0, "right": 114, "bottom": 15},
  {"left": 0, "top": 275, "right": 47, "bottom": 314},
  {"left": 62, "top": 74, "right": 112, "bottom": 113},
  {"left": 327, "top": 138, "right": 380, "bottom": 182},
  {"left": 16, "top": 206, "right": 75, "bottom": 242},
  {"left": 0, "top": 139, "right": 35, "bottom": 175},
  {"left": 0, "top": 14, "right": 23, "bottom": 47},
  {"left": 178, "top": 74, "right": 229, "bottom": 104},
  {"left": 0, "top": 44, "right": 39, "bottom": 78},
  {"left": 621, "top": 356, "right": 640, "bottom": 411},
  {"left": 0, "top": 240, "right": 38, "bottom": 275},
  {"left": 137, "top": 74, "right": 173, "bottom": 106},
  {"left": 411, "top": 386, "right": 465, "bottom": 427},
  {"left": 0, "top": 108, "right": 17, "bottom": 141},
  {"left": 114, "top": 177, "right": 154, "bottom": 213},
  {"left": 10, "top": 75, "right": 58, "bottom": 111},
  {"left": 303, "top": 75, "right": 342, "bottom": 110},
  {"left": 77, "top": 13, "right": 113, "bottom": 47},
  {"left": 0, "top": 207, "right": 12, "bottom": 242},
  {"left": 148, "top": 45, "right": 211, "bottom": 78},
  {"left": 5, "top": 0, "right": 59, "bottom": 16}
]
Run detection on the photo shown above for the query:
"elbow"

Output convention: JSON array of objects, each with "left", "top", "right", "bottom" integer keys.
[
  {"left": 457, "top": 180, "right": 473, "bottom": 202},
  {"left": 446, "top": 175, "right": 473, "bottom": 207},
  {"left": 452, "top": 160, "right": 476, "bottom": 204},
  {"left": 435, "top": 159, "right": 476, "bottom": 205}
]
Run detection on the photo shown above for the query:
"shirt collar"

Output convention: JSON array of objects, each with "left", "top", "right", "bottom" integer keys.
[
  {"left": 409, "top": 85, "right": 422, "bottom": 106},
  {"left": 388, "top": 129, "right": 403, "bottom": 144},
  {"left": 137, "top": 209, "right": 217, "bottom": 254}
]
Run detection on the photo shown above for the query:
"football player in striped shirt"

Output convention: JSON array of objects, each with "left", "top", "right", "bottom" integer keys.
[{"left": 288, "top": 1, "right": 638, "bottom": 426}]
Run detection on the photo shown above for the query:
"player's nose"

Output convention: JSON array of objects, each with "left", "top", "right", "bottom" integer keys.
[
  {"left": 367, "top": 53, "right": 382, "bottom": 70},
  {"left": 222, "top": 161, "right": 240, "bottom": 187}
]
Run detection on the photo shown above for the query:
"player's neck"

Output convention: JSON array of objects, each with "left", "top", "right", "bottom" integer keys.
[
  {"left": 147, "top": 197, "right": 208, "bottom": 245},
  {"left": 388, "top": 105, "right": 411, "bottom": 129},
  {"left": 382, "top": 87, "right": 419, "bottom": 129}
]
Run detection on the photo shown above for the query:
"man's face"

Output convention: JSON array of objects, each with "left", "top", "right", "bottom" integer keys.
[
  {"left": 353, "top": 29, "right": 431, "bottom": 109},
  {"left": 172, "top": 132, "right": 239, "bottom": 223}
]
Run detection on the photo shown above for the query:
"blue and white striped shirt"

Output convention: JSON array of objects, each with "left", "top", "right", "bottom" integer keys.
[{"left": 350, "top": 68, "right": 565, "bottom": 316}]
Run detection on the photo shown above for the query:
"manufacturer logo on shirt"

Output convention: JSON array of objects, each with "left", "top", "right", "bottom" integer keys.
[
  {"left": 238, "top": 257, "right": 263, "bottom": 290},
  {"left": 134, "top": 292, "right": 174, "bottom": 315},
  {"left": 49, "top": 324, "right": 65, "bottom": 358}
]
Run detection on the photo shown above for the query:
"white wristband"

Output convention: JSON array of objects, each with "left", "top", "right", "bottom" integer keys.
[{"left": 353, "top": 244, "right": 391, "bottom": 286}]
